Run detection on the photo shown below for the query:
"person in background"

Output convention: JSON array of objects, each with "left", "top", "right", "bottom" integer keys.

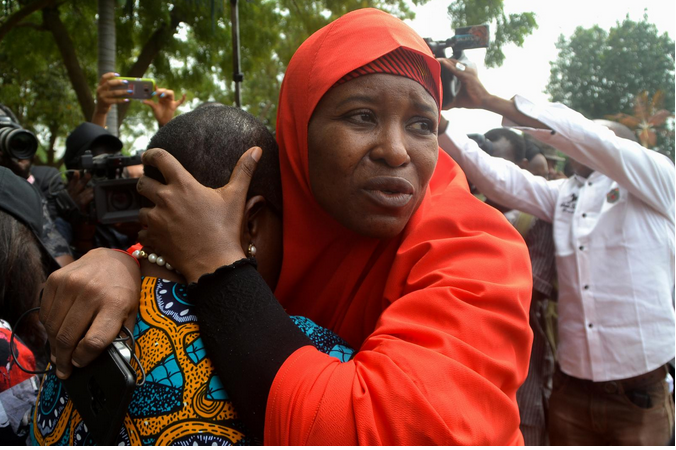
[
  {"left": 0, "top": 167, "right": 61, "bottom": 444},
  {"left": 438, "top": 57, "right": 674, "bottom": 446},
  {"left": 0, "top": 104, "right": 73, "bottom": 267},
  {"left": 57, "top": 122, "right": 137, "bottom": 256},
  {"left": 91, "top": 72, "right": 186, "bottom": 129}
]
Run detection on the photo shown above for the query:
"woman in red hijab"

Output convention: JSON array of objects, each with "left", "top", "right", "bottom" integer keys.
[{"left": 42, "top": 8, "right": 532, "bottom": 445}]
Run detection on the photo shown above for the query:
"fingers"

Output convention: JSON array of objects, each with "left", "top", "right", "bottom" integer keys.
[
  {"left": 136, "top": 175, "right": 167, "bottom": 207},
  {"left": 141, "top": 148, "right": 191, "bottom": 186},
  {"left": 98, "top": 72, "right": 120, "bottom": 86},
  {"left": 176, "top": 93, "right": 187, "bottom": 106},
  {"left": 156, "top": 88, "right": 175, "bottom": 101},
  {"left": 221, "top": 146, "right": 262, "bottom": 197},
  {"left": 69, "top": 308, "right": 126, "bottom": 370}
]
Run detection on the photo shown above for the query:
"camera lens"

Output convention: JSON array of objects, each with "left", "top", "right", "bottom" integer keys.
[
  {"left": 0, "top": 127, "right": 38, "bottom": 160},
  {"left": 109, "top": 190, "right": 133, "bottom": 211}
]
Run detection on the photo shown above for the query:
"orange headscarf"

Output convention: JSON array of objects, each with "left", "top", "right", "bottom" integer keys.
[{"left": 268, "top": 8, "right": 532, "bottom": 445}]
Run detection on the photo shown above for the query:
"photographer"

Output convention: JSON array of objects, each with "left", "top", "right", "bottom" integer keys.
[
  {"left": 0, "top": 104, "right": 73, "bottom": 267},
  {"left": 437, "top": 59, "right": 674, "bottom": 446},
  {"left": 92, "top": 72, "right": 186, "bottom": 129},
  {"left": 57, "top": 122, "right": 139, "bottom": 257}
]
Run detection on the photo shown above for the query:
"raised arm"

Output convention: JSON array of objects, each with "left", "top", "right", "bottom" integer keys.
[
  {"left": 442, "top": 58, "right": 675, "bottom": 219},
  {"left": 505, "top": 96, "right": 674, "bottom": 219}
]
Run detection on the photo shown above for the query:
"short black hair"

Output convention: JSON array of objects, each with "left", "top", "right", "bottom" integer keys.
[
  {"left": 523, "top": 134, "right": 543, "bottom": 162},
  {"left": 484, "top": 128, "right": 525, "bottom": 163},
  {"left": 145, "top": 105, "right": 282, "bottom": 214}
]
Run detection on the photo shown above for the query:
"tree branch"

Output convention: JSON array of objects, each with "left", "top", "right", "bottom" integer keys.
[
  {"left": 116, "top": 8, "right": 181, "bottom": 125},
  {"left": 0, "top": 0, "right": 55, "bottom": 42},
  {"left": 42, "top": 6, "right": 95, "bottom": 121},
  {"left": 14, "top": 21, "right": 46, "bottom": 30}
]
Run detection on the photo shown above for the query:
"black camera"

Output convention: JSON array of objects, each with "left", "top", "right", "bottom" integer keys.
[
  {"left": 0, "top": 116, "right": 39, "bottom": 160},
  {"left": 74, "top": 150, "right": 144, "bottom": 224},
  {"left": 424, "top": 24, "right": 490, "bottom": 108}
]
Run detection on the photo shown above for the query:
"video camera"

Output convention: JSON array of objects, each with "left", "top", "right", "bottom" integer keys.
[
  {"left": 424, "top": 24, "right": 490, "bottom": 108},
  {"left": 0, "top": 115, "right": 39, "bottom": 161},
  {"left": 70, "top": 150, "right": 144, "bottom": 224}
]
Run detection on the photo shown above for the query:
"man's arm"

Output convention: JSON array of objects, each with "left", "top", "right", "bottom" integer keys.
[
  {"left": 506, "top": 96, "right": 674, "bottom": 218},
  {"left": 441, "top": 58, "right": 675, "bottom": 219},
  {"left": 438, "top": 128, "right": 560, "bottom": 222}
]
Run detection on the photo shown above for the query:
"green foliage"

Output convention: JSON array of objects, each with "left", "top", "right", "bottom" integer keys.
[
  {"left": 546, "top": 14, "right": 675, "bottom": 158},
  {"left": 446, "top": 0, "right": 537, "bottom": 67},
  {"left": 1, "top": 0, "right": 429, "bottom": 164}
]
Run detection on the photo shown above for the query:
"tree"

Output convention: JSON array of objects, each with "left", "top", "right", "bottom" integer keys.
[
  {"left": 0, "top": 0, "right": 430, "bottom": 166},
  {"left": 546, "top": 14, "right": 675, "bottom": 157},
  {"left": 446, "top": 0, "right": 537, "bottom": 67},
  {"left": 607, "top": 90, "right": 674, "bottom": 157}
]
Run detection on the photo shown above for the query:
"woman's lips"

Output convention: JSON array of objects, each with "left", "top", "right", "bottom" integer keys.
[{"left": 362, "top": 177, "right": 415, "bottom": 209}]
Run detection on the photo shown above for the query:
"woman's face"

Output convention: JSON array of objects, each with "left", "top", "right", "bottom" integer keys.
[{"left": 307, "top": 74, "right": 439, "bottom": 239}]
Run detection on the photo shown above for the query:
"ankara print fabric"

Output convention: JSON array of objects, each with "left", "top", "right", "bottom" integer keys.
[{"left": 30, "top": 277, "right": 354, "bottom": 446}]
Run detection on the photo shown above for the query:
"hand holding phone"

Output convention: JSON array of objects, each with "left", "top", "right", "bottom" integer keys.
[
  {"left": 62, "top": 341, "right": 137, "bottom": 445},
  {"left": 114, "top": 77, "right": 157, "bottom": 100}
]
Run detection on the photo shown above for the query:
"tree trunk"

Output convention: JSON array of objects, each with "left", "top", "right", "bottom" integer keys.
[
  {"left": 116, "top": 9, "right": 181, "bottom": 126},
  {"left": 98, "top": 0, "right": 117, "bottom": 135},
  {"left": 42, "top": 6, "right": 95, "bottom": 122},
  {"left": 47, "top": 122, "right": 58, "bottom": 166}
]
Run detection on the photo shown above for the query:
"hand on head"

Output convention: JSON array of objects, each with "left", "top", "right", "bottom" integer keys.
[
  {"left": 136, "top": 146, "right": 261, "bottom": 283},
  {"left": 143, "top": 88, "right": 186, "bottom": 127}
]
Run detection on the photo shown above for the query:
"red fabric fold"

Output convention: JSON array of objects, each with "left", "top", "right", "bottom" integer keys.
[{"left": 267, "top": 8, "right": 533, "bottom": 445}]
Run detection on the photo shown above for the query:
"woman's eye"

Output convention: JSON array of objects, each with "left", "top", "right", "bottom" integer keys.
[
  {"left": 347, "top": 111, "right": 375, "bottom": 124},
  {"left": 408, "top": 120, "right": 434, "bottom": 133}
]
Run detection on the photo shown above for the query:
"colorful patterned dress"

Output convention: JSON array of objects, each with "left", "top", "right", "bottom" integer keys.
[{"left": 30, "top": 277, "right": 354, "bottom": 445}]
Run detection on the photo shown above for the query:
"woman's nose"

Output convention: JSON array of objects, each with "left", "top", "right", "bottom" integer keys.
[{"left": 369, "top": 128, "right": 411, "bottom": 167}]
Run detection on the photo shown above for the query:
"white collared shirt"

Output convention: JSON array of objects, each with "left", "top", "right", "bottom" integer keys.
[{"left": 439, "top": 96, "right": 675, "bottom": 382}]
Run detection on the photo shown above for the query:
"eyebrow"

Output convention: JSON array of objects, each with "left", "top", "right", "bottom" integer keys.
[
  {"left": 334, "top": 94, "right": 377, "bottom": 109},
  {"left": 335, "top": 94, "right": 438, "bottom": 116}
]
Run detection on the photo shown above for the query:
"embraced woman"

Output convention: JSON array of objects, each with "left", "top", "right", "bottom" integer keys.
[{"left": 41, "top": 8, "right": 533, "bottom": 445}]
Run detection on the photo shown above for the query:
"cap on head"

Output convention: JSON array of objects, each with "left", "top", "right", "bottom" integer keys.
[
  {"left": 0, "top": 167, "right": 60, "bottom": 273},
  {"left": 64, "top": 122, "right": 123, "bottom": 169}
]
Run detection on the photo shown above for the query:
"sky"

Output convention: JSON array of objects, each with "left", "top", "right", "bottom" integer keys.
[{"left": 405, "top": 0, "right": 676, "bottom": 134}]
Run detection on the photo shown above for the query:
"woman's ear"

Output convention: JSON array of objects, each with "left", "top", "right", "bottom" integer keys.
[{"left": 240, "top": 195, "right": 267, "bottom": 250}]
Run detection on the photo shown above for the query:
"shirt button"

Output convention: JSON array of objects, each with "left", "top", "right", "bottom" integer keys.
[
  {"left": 582, "top": 213, "right": 587, "bottom": 218},
  {"left": 588, "top": 182, "right": 593, "bottom": 186},
  {"left": 584, "top": 285, "right": 590, "bottom": 290},
  {"left": 579, "top": 245, "right": 585, "bottom": 250},
  {"left": 588, "top": 323, "right": 593, "bottom": 328}
]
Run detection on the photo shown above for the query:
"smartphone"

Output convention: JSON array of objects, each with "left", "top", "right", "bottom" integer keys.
[
  {"left": 114, "top": 77, "right": 156, "bottom": 99},
  {"left": 62, "top": 342, "right": 136, "bottom": 445}
]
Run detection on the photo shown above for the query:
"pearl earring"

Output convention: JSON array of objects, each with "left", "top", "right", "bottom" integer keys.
[{"left": 247, "top": 243, "right": 257, "bottom": 258}]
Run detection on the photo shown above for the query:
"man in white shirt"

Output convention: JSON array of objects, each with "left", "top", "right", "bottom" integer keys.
[{"left": 437, "top": 59, "right": 675, "bottom": 445}]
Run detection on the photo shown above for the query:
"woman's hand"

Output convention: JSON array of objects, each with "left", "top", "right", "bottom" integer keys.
[
  {"left": 40, "top": 248, "right": 141, "bottom": 379},
  {"left": 91, "top": 72, "right": 132, "bottom": 126},
  {"left": 143, "top": 88, "right": 186, "bottom": 127},
  {"left": 136, "top": 146, "right": 262, "bottom": 284}
]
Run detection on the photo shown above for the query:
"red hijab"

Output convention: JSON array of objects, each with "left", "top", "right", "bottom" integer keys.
[{"left": 268, "top": 8, "right": 532, "bottom": 445}]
